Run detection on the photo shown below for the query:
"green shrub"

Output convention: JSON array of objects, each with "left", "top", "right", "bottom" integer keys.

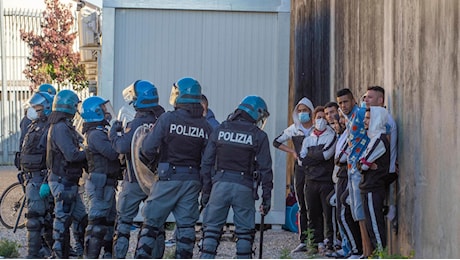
[
  {"left": 279, "top": 248, "right": 292, "bottom": 259},
  {"left": 0, "top": 239, "right": 20, "bottom": 258},
  {"left": 371, "top": 246, "right": 415, "bottom": 259},
  {"left": 165, "top": 222, "right": 176, "bottom": 231}
]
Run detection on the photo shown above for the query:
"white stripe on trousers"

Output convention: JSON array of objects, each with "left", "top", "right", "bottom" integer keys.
[
  {"left": 340, "top": 206, "right": 358, "bottom": 253},
  {"left": 367, "top": 192, "right": 383, "bottom": 248}
]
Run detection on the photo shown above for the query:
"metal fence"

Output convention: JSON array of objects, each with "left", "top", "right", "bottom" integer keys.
[{"left": 0, "top": 8, "right": 88, "bottom": 165}]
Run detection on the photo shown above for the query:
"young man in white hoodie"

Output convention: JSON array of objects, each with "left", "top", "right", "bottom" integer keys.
[
  {"left": 358, "top": 106, "right": 390, "bottom": 252},
  {"left": 273, "top": 97, "right": 314, "bottom": 253}
]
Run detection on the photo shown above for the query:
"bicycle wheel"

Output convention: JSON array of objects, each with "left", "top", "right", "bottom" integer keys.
[{"left": 0, "top": 182, "right": 26, "bottom": 229}]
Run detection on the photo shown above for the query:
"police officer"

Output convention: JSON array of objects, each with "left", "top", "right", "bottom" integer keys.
[
  {"left": 134, "top": 77, "right": 212, "bottom": 259},
  {"left": 80, "top": 96, "right": 121, "bottom": 258},
  {"left": 109, "top": 80, "right": 165, "bottom": 259},
  {"left": 199, "top": 95, "right": 273, "bottom": 259},
  {"left": 46, "top": 89, "right": 88, "bottom": 258},
  {"left": 16, "top": 84, "right": 57, "bottom": 170},
  {"left": 20, "top": 91, "right": 55, "bottom": 258}
]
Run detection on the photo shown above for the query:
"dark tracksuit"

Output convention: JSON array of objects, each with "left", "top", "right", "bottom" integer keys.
[
  {"left": 300, "top": 127, "right": 337, "bottom": 247},
  {"left": 359, "top": 134, "right": 390, "bottom": 250},
  {"left": 273, "top": 123, "right": 312, "bottom": 243},
  {"left": 335, "top": 131, "right": 362, "bottom": 256}
]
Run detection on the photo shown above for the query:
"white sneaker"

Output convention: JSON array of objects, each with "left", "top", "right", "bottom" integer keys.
[
  {"left": 348, "top": 254, "right": 363, "bottom": 259},
  {"left": 325, "top": 249, "right": 346, "bottom": 258},
  {"left": 291, "top": 243, "right": 307, "bottom": 253}
]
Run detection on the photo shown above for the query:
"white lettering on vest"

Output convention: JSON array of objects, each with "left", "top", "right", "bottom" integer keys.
[
  {"left": 170, "top": 124, "right": 206, "bottom": 138},
  {"left": 218, "top": 131, "right": 253, "bottom": 145}
]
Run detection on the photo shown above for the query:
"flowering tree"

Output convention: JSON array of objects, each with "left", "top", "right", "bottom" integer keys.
[{"left": 20, "top": 0, "right": 87, "bottom": 91}]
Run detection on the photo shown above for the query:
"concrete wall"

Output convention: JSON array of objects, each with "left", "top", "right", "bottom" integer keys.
[{"left": 291, "top": 0, "right": 460, "bottom": 258}]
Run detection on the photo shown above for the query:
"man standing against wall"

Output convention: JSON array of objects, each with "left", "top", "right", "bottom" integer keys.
[{"left": 336, "top": 89, "right": 372, "bottom": 257}]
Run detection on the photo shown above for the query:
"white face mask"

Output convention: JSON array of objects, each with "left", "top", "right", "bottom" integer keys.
[
  {"left": 26, "top": 107, "right": 38, "bottom": 120},
  {"left": 315, "top": 118, "right": 327, "bottom": 131}
]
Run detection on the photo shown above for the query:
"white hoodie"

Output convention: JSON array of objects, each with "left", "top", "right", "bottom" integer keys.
[
  {"left": 273, "top": 97, "right": 314, "bottom": 153},
  {"left": 359, "top": 106, "right": 388, "bottom": 171}
]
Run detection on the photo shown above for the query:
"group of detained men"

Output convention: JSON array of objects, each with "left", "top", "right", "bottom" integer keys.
[{"left": 274, "top": 86, "right": 398, "bottom": 259}]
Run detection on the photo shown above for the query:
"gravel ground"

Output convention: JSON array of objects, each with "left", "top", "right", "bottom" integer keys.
[
  {"left": 0, "top": 222, "right": 315, "bottom": 259},
  {"left": 0, "top": 166, "right": 320, "bottom": 259}
]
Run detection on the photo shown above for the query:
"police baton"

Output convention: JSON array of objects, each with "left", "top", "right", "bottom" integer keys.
[
  {"left": 13, "top": 172, "right": 27, "bottom": 233},
  {"left": 13, "top": 195, "right": 26, "bottom": 233},
  {"left": 259, "top": 213, "right": 265, "bottom": 259}
]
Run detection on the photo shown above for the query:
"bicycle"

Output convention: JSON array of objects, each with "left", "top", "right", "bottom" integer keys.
[{"left": 0, "top": 172, "right": 27, "bottom": 230}]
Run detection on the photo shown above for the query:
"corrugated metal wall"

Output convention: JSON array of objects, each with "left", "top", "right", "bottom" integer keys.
[
  {"left": 291, "top": 0, "right": 460, "bottom": 258},
  {"left": 111, "top": 9, "right": 279, "bottom": 122},
  {"left": 101, "top": 4, "right": 290, "bottom": 225}
]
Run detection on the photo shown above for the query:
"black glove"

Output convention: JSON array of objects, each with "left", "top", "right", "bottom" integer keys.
[
  {"left": 111, "top": 120, "right": 123, "bottom": 133},
  {"left": 260, "top": 199, "right": 271, "bottom": 216},
  {"left": 200, "top": 193, "right": 210, "bottom": 209}
]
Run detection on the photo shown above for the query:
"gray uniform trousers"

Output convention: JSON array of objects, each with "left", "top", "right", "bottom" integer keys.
[
  {"left": 49, "top": 178, "right": 87, "bottom": 258},
  {"left": 25, "top": 172, "right": 54, "bottom": 258},
  {"left": 135, "top": 180, "right": 201, "bottom": 259},
  {"left": 200, "top": 181, "right": 255, "bottom": 259},
  {"left": 113, "top": 180, "right": 147, "bottom": 258},
  {"left": 84, "top": 172, "right": 117, "bottom": 258}
]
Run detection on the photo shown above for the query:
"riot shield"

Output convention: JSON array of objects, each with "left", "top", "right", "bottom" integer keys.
[
  {"left": 131, "top": 124, "right": 157, "bottom": 195},
  {"left": 117, "top": 104, "right": 136, "bottom": 128}
]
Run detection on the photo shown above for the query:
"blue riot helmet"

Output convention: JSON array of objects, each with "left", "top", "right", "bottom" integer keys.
[
  {"left": 52, "top": 89, "right": 80, "bottom": 115},
  {"left": 80, "top": 96, "right": 116, "bottom": 123},
  {"left": 237, "top": 95, "right": 270, "bottom": 129},
  {"left": 37, "top": 83, "right": 57, "bottom": 95},
  {"left": 28, "top": 92, "right": 54, "bottom": 116},
  {"left": 169, "top": 77, "right": 202, "bottom": 106},
  {"left": 122, "top": 80, "right": 159, "bottom": 110}
]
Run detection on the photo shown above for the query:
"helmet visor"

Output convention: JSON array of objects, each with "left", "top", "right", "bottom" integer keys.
[
  {"left": 27, "top": 93, "right": 46, "bottom": 107},
  {"left": 122, "top": 84, "right": 136, "bottom": 104},
  {"left": 101, "top": 100, "right": 116, "bottom": 123},
  {"left": 169, "top": 84, "right": 179, "bottom": 106},
  {"left": 73, "top": 108, "right": 84, "bottom": 134},
  {"left": 256, "top": 110, "right": 270, "bottom": 130}
]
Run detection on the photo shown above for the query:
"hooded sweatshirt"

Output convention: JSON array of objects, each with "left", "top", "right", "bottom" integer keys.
[
  {"left": 359, "top": 106, "right": 390, "bottom": 192},
  {"left": 299, "top": 122, "right": 337, "bottom": 182},
  {"left": 273, "top": 97, "right": 314, "bottom": 155}
]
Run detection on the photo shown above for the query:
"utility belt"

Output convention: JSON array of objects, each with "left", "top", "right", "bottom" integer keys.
[
  {"left": 157, "top": 163, "right": 200, "bottom": 181},
  {"left": 49, "top": 172, "right": 80, "bottom": 185},
  {"left": 24, "top": 169, "right": 48, "bottom": 183},
  {"left": 212, "top": 169, "right": 254, "bottom": 190}
]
